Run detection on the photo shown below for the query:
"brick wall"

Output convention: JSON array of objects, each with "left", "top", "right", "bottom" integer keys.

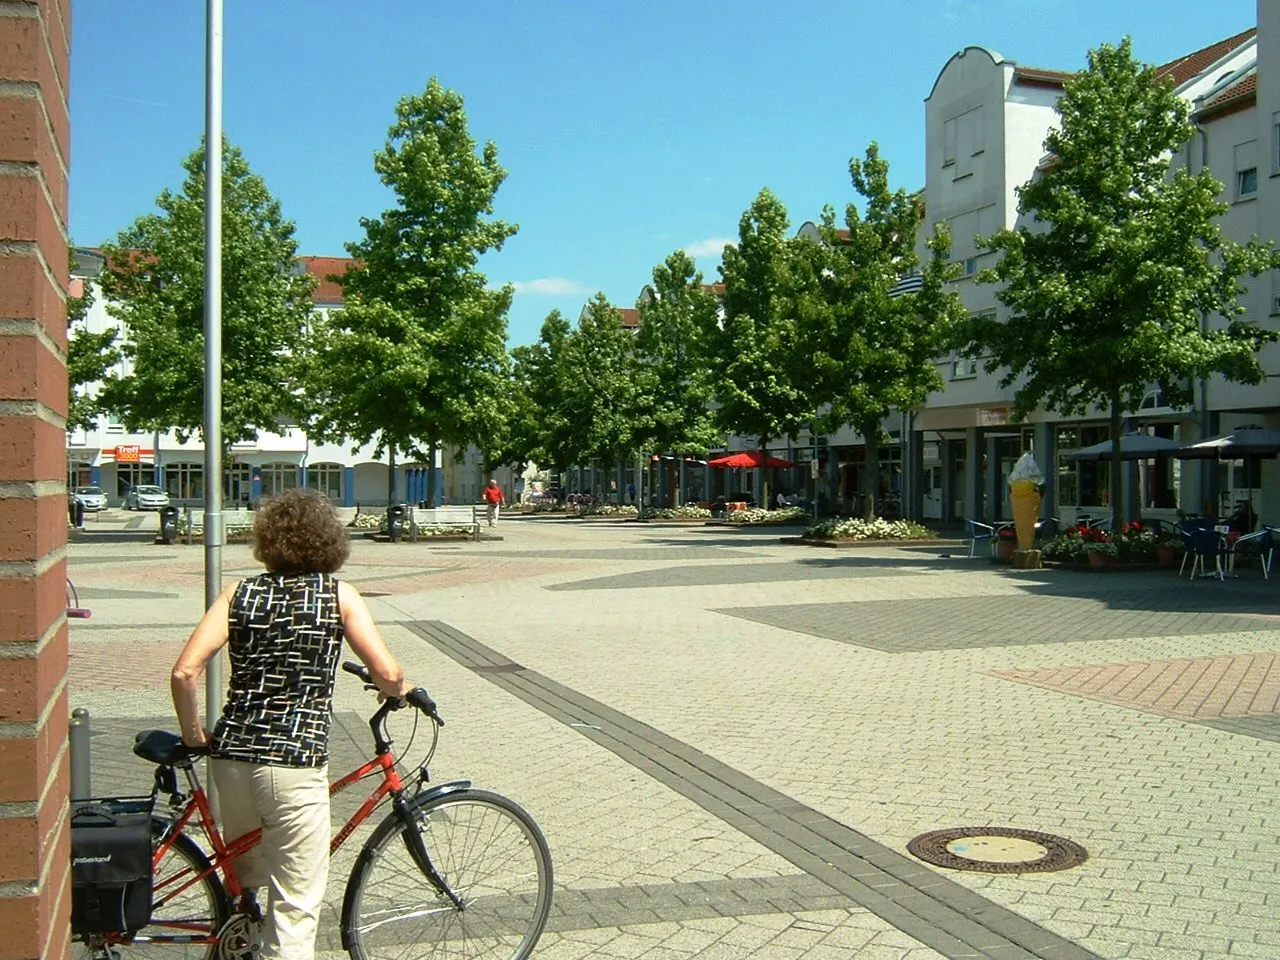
[{"left": 0, "top": 1, "right": 72, "bottom": 959}]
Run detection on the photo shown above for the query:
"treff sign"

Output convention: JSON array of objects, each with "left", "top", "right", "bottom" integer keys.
[{"left": 114, "top": 444, "right": 141, "bottom": 463}]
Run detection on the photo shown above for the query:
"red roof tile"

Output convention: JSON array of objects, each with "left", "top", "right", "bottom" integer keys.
[
  {"left": 299, "top": 256, "right": 354, "bottom": 305},
  {"left": 1155, "top": 26, "right": 1255, "bottom": 87},
  {"left": 617, "top": 307, "right": 641, "bottom": 329},
  {"left": 1202, "top": 71, "right": 1257, "bottom": 110}
]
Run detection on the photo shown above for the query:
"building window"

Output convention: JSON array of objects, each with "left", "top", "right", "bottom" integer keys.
[
  {"left": 963, "top": 257, "right": 978, "bottom": 277},
  {"left": 943, "top": 117, "right": 957, "bottom": 167},
  {"left": 260, "top": 461, "right": 299, "bottom": 497},
  {"left": 951, "top": 355, "right": 979, "bottom": 380},
  {"left": 1234, "top": 140, "right": 1258, "bottom": 200},
  {"left": 1056, "top": 425, "right": 1111, "bottom": 508},
  {"left": 1272, "top": 269, "right": 1280, "bottom": 316},
  {"left": 306, "top": 462, "right": 343, "bottom": 500},
  {"left": 166, "top": 462, "right": 203, "bottom": 501},
  {"left": 1273, "top": 112, "right": 1280, "bottom": 174},
  {"left": 1237, "top": 167, "right": 1258, "bottom": 199}
]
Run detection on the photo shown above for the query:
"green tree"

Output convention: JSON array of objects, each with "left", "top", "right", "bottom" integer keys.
[
  {"left": 634, "top": 251, "right": 722, "bottom": 459},
  {"left": 309, "top": 79, "right": 517, "bottom": 503},
  {"left": 963, "top": 38, "right": 1279, "bottom": 527},
  {"left": 806, "top": 144, "right": 966, "bottom": 518},
  {"left": 97, "top": 139, "right": 315, "bottom": 444},
  {"left": 712, "top": 188, "right": 818, "bottom": 502},
  {"left": 562, "top": 294, "right": 640, "bottom": 476},
  {"left": 66, "top": 257, "right": 120, "bottom": 433}
]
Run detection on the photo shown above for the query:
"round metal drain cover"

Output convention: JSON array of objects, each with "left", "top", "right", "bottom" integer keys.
[{"left": 907, "top": 827, "right": 1087, "bottom": 874}]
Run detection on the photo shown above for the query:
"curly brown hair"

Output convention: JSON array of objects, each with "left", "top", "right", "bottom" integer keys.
[{"left": 252, "top": 488, "right": 350, "bottom": 574}]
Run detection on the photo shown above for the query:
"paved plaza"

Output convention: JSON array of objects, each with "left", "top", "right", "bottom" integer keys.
[{"left": 65, "top": 512, "right": 1280, "bottom": 959}]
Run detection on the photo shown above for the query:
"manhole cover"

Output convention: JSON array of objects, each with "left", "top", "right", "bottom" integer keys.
[{"left": 907, "top": 827, "right": 1087, "bottom": 874}]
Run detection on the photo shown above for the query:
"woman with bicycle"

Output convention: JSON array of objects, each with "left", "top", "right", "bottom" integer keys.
[{"left": 170, "top": 488, "right": 414, "bottom": 960}]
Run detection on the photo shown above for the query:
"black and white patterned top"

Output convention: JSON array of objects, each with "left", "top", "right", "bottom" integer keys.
[{"left": 211, "top": 572, "right": 344, "bottom": 768}]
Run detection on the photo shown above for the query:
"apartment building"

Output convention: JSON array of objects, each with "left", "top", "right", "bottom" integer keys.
[{"left": 912, "top": 21, "right": 1273, "bottom": 527}]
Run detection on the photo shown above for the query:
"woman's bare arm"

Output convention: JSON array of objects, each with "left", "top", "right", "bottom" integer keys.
[{"left": 338, "top": 580, "right": 412, "bottom": 699}]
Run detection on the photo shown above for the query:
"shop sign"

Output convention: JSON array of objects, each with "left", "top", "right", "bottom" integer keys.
[
  {"left": 115, "top": 444, "right": 140, "bottom": 463},
  {"left": 922, "top": 442, "right": 941, "bottom": 463},
  {"left": 977, "top": 407, "right": 1012, "bottom": 427}
]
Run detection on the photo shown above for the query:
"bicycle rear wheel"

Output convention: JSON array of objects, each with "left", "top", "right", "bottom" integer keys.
[
  {"left": 343, "top": 788, "right": 552, "bottom": 960},
  {"left": 73, "top": 819, "right": 229, "bottom": 960}
]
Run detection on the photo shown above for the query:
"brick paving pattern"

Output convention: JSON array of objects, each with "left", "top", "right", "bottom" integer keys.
[{"left": 64, "top": 517, "right": 1280, "bottom": 958}]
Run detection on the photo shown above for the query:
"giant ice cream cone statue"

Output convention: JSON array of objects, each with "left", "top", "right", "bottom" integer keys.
[{"left": 1007, "top": 452, "right": 1046, "bottom": 552}]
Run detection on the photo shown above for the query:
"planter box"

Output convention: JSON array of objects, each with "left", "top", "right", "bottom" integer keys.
[{"left": 780, "top": 537, "right": 962, "bottom": 549}]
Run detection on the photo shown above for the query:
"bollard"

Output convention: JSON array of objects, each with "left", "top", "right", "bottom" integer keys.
[{"left": 69, "top": 707, "right": 91, "bottom": 801}]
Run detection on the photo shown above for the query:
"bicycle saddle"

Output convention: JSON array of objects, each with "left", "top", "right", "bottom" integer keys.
[{"left": 134, "top": 730, "right": 201, "bottom": 766}]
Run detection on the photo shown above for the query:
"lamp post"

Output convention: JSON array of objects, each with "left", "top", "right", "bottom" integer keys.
[{"left": 203, "top": 0, "right": 224, "bottom": 809}]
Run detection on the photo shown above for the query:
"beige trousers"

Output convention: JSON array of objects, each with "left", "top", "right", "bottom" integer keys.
[
  {"left": 487, "top": 501, "right": 501, "bottom": 525},
  {"left": 212, "top": 759, "right": 330, "bottom": 960}
]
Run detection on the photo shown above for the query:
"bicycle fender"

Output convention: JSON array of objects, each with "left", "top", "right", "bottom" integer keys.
[{"left": 413, "top": 780, "right": 472, "bottom": 804}]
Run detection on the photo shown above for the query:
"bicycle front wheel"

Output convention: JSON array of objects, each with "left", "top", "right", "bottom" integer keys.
[{"left": 343, "top": 788, "right": 553, "bottom": 960}]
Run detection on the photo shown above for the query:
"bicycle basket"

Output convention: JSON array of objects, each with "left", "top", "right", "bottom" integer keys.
[{"left": 70, "top": 795, "right": 155, "bottom": 935}]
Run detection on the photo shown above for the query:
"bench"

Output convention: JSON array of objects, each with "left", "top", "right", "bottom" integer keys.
[
  {"left": 184, "top": 507, "right": 255, "bottom": 542},
  {"left": 413, "top": 505, "right": 481, "bottom": 541}
]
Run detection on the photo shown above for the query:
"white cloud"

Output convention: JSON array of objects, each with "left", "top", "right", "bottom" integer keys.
[
  {"left": 510, "top": 277, "right": 591, "bottom": 296},
  {"left": 683, "top": 237, "right": 736, "bottom": 258}
]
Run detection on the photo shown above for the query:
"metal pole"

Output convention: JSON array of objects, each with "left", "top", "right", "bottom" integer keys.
[
  {"left": 69, "top": 708, "right": 90, "bottom": 801},
  {"left": 203, "top": 0, "right": 224, "bottom": 810}
]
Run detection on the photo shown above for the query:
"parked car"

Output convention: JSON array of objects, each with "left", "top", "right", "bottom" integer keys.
[
  {"left": 73, "top": 486, "right": 108, "bottom": 512},
  {"left": 124, "top": 484, "right": 169, "bottom": 510}
]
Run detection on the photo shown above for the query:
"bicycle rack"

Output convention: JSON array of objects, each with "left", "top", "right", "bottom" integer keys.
[{"left": 66, "top": 578, "right": 92, "bottom": 619}]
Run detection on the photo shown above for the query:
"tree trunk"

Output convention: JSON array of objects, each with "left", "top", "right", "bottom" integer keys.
[
  {"left": 387, "top": 443, "right": 397, "bottom": 505},
  {"left": 863, "top": 425, "right": 879, "bottom": 520},
  {"left": 425, "top": 441, "right": 438, "bottom": 507},
  {"left": 1109, "top": 395, "right": 1123, "bottom": 530}
]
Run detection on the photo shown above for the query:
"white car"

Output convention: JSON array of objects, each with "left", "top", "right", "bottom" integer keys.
[
  {"left": 73, "top": 486, "right": 108, "bottom": 511},
  {"left": 124, "top": 484, "right": 169, "bottom": 510}
]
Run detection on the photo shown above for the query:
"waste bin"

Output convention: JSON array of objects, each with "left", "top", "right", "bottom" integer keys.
[
  {"left": 386, "top": 504, "right": 406, "bottom": 543},
  {"left": 69, "top": 496, "right": 85, "bottom": 528},
  {"left": 158, "top": 505, "right": 179, "bottom": 545}
]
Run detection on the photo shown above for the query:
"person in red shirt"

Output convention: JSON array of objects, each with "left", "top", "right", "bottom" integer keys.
[{"left": 482, "top": 478, "right": 505, "bottom": 526}]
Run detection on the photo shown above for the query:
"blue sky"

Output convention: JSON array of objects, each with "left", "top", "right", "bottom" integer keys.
[{"left": 71, "top": 0, "right": 1255, "bottom": 346}]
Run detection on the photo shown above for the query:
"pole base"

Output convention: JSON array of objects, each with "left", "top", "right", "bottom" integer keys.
[{"left": 1012, "top": 548, "right": 1043, "bottom": 570}]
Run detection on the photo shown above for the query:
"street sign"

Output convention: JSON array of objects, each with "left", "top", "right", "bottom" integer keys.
[{"left": 810, "top": 458, "right": 820, "bottom": 480}]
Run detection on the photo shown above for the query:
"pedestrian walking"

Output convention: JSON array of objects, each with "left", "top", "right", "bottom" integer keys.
[{"left": 482, "top": 478, "right": 505, "bottom": 526}]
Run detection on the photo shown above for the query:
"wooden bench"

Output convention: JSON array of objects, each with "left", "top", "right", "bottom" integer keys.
[{"left": 413, "top": 505, "right": 481, "bottom": 541}]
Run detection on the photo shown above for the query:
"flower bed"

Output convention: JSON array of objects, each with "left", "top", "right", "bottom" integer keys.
[
  {"left": 638, "top": 506, "right": 712, "bottom": 520},
  {"left": 348, "top": 513, "right": 471, "bottom": 538},
  {"left": 803, "top": 517, "right": 937, "bottom": 541},
  {"left": 578, "top": 504, "right": 638, "bottom": 518},
  {"left": 723, "top": 506, "right": 811, "bottom": 525}
]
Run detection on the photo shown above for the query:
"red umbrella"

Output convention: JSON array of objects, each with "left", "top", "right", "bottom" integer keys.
[{"left": 707, "top": 451, "right": 796, "bottom": 469}]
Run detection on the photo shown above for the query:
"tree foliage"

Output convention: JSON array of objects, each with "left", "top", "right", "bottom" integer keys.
[
  {"left": 805, "top": 143, "right": 966, "bottom": 517},
  {"left": 97, "top": 139, "right": 315, "bottom": 444},
  {"left": 712, "top": 188, "right": 818, "bottom": 451},
  {"left": 561, "top": 293, "right": 640, "bottom": 466},
  {"left": 306, "top": 78, "right": 517, "bottom": 487},
  {"left": 962, "top": 38, "right": 1279, "bottom": 524},
  {"left": 66, "top": 258, "right": 120, "bottom": 433},
  {"left": 511, "top": 309, "right": 576, "bottom": 474},
  {"left": 633, "top": 250, "right": 722, "bottom": 456}
]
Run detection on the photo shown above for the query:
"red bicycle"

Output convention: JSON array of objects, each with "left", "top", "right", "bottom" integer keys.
[{"left": 74, "top": 661, "right": 553, "bottom": 960}]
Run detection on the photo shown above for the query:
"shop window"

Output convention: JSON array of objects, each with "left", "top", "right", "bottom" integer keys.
[
  {"left": 166, "top": 463, "right": 203, "bottom": 501},
  {"left": 261, "top": 462, "right": 299, "bottom": 497},
  {"left": 306, "top": 462, "right": 343, "bottom": 500}
]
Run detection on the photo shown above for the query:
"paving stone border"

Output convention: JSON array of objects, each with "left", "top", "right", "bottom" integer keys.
[{"left": 405, "top": 619, "right": 1101, "bottom": 960}]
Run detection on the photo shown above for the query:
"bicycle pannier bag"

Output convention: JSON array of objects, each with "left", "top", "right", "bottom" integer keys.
[{"left": 70, "top": 796, "right": 155, "bottom": 934}]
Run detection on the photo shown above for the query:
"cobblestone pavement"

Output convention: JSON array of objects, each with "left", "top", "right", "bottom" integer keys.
[{"left": 65, "top": 516, "right": 1280, "bottom": 958}]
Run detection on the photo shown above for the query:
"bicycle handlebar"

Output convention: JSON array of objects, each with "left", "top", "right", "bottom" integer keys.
[{"left": 341, "top": 660, "right": 443, "bottom": 726}]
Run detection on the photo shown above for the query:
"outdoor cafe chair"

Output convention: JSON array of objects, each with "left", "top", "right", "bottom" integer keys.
[
  {"left": 1231, "top": 525, "right": 1276, "bottom": 580},
  {"left": 966, "top": 519, "right": 996, "bottom": 558},
  {"left": 1178, "top": 527, "right": 1226, "bottom": 581}
]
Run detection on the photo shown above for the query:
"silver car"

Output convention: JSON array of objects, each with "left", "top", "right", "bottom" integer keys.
[
  {"left": 73, "top": 486, "right": 108, "bottom": 511},
  {"left": 124, "top": 484, "right": 169, "bottom": 510}
]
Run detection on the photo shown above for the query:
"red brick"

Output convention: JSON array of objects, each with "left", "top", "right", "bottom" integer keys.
[
  {"left": 0, "top": 15, "right": 69, "bottom": 183},
  {"left": 0, "top": 97, "right": 67, "bottom": 218},
  {"left": 0, "top": 819, "right": 36, "bottom": 884},
  {"left": 0, "top": 623, "right": 65, "bottom": 723},
  {"left": 0, "top": 178, "right": 67, "bottom": 286},
  {"left": 0, "top": 688, "right": 65, "bottom": 803},
  {"left": 0, "top": 255, "right": 67, "bottom": 344},
  {"left": 0, "top": 494, "right": 69, "bottom": 562},
  {"left": 0, "top": 894, "right": 39, "bottom": 960},
  {"left": 0, "top": 559, "right": 67, "bottom": 645},
  {"left": 0, "top": 334, "right": 66, "bottom": 412},
  {"left": 0, "top": 416, "right": 67, "bottom": 483}
]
